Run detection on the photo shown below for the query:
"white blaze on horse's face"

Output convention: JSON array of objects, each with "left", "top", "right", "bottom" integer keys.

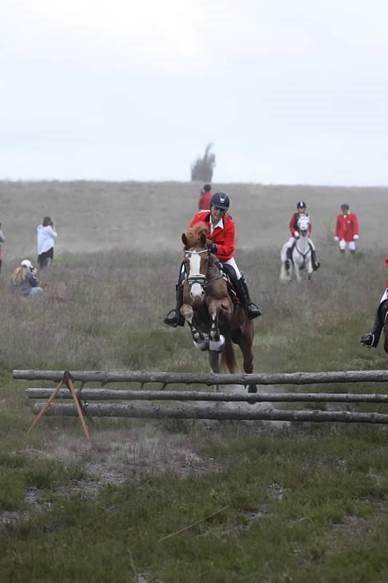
[
  {"left": 186, "top": 250, "right": 207, "bottom": 301},
  {"left": 297, "top": 214, "right": 310, "bottom": 236}
]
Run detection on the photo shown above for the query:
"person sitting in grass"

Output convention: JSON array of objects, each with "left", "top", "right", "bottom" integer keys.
[{"left": 10, "top": 259, "right": 43, "bottom": 298}]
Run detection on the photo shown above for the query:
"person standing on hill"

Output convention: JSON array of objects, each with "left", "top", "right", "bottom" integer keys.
[
  {"left": 198, "top": 184, "right": 212, "bottom": 210},
  {"left": 0, "top": 223, "right": 5, "bottom": 274},
  {"left": 37, "top": 216, "right": 57, "bottom": 269},
  {"left": 334, "top": 203, "right": 359, "bottom": 253}
]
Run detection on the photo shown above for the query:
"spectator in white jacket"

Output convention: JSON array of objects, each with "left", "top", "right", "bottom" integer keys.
[{"left": 37, "top": 216, "right": 57, "bottom": 269}]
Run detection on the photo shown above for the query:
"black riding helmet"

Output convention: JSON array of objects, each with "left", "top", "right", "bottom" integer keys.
[
  {"left": 297, "top": 201, "right": 307, "bottom": 209},
  {"left": 210, "top": 192, "right": 230, "bottom": 211}
]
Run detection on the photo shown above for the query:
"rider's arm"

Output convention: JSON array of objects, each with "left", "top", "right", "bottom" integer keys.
[
  {"left": 214, "top": 220, "right": 235, "bottom": 261},
  {"left": 352, "top": 213, "right": 359, "bottom": 237},
  {"left": 288, "top": 215, "right": 296, "bottom": 236},
  {"left": 335, "top": 214, "right": 341, "bottom": 238}
]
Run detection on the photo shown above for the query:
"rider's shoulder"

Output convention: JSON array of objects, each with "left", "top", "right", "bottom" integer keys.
[{"left": 193, "top": 210, "right": 210, "bottom": 221}]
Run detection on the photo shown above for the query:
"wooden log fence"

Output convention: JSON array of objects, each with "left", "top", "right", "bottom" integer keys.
[
  {"left": 13, "top": 369, "right": 388, "bottom": 432},
  {"left": 13, "top": 369, "right": 388, "bottom": 386}
]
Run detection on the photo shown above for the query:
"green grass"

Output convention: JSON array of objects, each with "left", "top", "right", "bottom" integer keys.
[
  {"left": 2, "top": 427, "right": 388, "bottom": 582},
  {"left": 1, "top": 238, "right": 388, "bottom": 580}
]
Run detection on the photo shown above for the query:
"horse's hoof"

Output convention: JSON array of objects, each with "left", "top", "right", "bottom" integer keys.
[
  {"left": 193, "top": 339, "right": 209, "bottom": 351},
  {"left": 209, "top": 335, "right": 225, "bottom": 352}
]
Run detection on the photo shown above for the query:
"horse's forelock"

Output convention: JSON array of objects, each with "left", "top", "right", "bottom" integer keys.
[{"left": 184, "top": 222, "right": 208, "bottom": 248}]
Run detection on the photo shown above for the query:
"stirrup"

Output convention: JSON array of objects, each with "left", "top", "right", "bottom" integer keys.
[
  {"left": 360, "top": 333, "right": 375, "bottom": 348},
  {"left": 163, "top": 309, "right": 184, "bottom": 328},
  {"left": 247, "top": 303, "right": 262, "bottom": 320}
]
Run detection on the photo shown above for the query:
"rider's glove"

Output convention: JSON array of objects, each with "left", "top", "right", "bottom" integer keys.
[
  {"left": 207, "top": 242, "right": 217, "bottom": 254},
  {"left": 353, "top": 234, "right": 359, "bottom": 240},
  {"left": 334, "top": 236, "right": 339, "bottom": 242},
  {"left": 293, "top": 231, "right": 300, "bottom": 238}
]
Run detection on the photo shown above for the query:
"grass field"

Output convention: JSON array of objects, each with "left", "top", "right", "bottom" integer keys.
[{"left": 1, "top": 181, "right": 388, "bottom": 582}]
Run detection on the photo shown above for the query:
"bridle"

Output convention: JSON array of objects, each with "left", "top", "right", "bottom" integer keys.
[{"left": 184, "top": 249, "right": 209, "bottom": 289}]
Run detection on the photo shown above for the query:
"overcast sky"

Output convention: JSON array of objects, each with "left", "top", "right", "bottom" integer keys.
[{"left": 1, "top": 0, "right": 388, "bottom": 184}]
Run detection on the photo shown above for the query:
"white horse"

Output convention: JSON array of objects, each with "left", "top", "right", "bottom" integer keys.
[{"left": 280, "top": 214, "right": 314, "bottom": 282}]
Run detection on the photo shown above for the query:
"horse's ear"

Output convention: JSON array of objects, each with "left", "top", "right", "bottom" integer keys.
[
  {"left": 200, "top": 232, "right": 207, "bottom": 247},
  {"left": 182, "top": 233, "right": 188, "bottom": 247}
]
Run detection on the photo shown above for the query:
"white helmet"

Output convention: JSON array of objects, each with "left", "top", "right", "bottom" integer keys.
[{"left": 21, "top": 259, "right": 33, "bottom": 269}]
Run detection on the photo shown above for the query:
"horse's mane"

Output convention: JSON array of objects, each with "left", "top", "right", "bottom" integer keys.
[{"left": 184, "top": 221, "right": 208, "bottom": 248}]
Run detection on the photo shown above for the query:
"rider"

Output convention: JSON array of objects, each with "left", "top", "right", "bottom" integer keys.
[
  {"left": 164, "top": 192, "right": 262, "bottom": 327},
  {"left": 283, "top": 201, "right": 320, "bottom": 271},
  {"left": 360, "top": 257, "right": 388, "bottom": 351}
]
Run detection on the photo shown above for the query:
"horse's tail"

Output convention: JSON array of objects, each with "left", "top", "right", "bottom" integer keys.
[{"left": 221, "top": 336, "right": 238, "bottom": 373}]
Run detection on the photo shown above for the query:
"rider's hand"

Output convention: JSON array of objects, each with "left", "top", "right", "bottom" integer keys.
[
  {"left": 353, "top": 234, "right": 359, "bottom": 240},
  {"left": 293, "top": 231, "right": 300, "bottom": 238},
  {"left": 334, "top": 236, "right": 339, "bottom": 242},
  {"left": 207, "top": 241, "right": 217, "bottom": 253}
]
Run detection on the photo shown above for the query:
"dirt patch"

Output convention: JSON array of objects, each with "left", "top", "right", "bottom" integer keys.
[{"left": 26, "top": 424, "right": 220, "bottom": 489}]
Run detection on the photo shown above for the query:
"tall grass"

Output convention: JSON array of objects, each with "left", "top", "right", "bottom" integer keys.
[{"left": 1, "top": 244, "right": 388, "bottom": 582}]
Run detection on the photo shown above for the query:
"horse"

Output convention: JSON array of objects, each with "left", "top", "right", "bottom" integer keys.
[
  {"left": 179, "top": 222, "right": 257, "bottom": 393},
  {"left": 280, "top": 214, "right": 314, "bottom": 282}
]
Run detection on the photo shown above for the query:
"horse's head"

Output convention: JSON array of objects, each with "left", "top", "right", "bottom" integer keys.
[
  {"left": 181, "top": 222, "right": 210, "bottom": 306},
  {"left": 297, "top": 214, "right": 310, "bottom": 236}
]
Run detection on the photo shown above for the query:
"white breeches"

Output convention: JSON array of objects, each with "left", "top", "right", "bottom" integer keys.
[
  {"left": 223, "top": 257, "right": 242, "bottom": 279},
  {"left": 280, "top": 237, "right": 315, "bottom": 262},
  {"left": 338, "top": 239, "right": 356, "bottom": 252}
]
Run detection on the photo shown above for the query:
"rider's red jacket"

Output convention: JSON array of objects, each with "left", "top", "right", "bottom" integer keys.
[
  {"left": 189, "top": 210, "right": 235, "bottom": 262},
  {"left": 335, "top": 212, "right": 359, "bottom": 242},
  {"left": 289, "top": 213, "right": 312, "bottom": 236}
]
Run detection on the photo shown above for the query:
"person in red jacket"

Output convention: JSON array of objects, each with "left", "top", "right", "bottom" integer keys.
[
  {"left": 360, "top": 257, "right": 388, "bottom": 351},
  {"left": 334, "top": 203, "right": 359, "bottom": 253},
  {"left": 198, "top": 184, "right": 212, "bottom": 210},
  {"left": 164, "top": 192, "right": 262, "bottom": 327},
  {"left": 281, "top": 201, "right": 320, "bottom": 271}
]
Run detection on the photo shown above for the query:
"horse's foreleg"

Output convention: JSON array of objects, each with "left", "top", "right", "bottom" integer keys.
[
  {"left": 182, "top": 304, "right": 209, "bottom": 351},
  {"left": 208, "top": 311, "right": 225, "bottom": 352}
]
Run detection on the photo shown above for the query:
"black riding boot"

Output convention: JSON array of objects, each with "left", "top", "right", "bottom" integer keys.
[
  {"left": 310, "top": 246, "right": 320, "bottom": 271},
  {"left": 360, "top": 318, "right": 382, "bottom": 348},
  {"left": 360, "top": 300, "right": 388, "bottom": 348},
  {"left": 237, "top": 276, "right": 262, "bottom": 320},
  {"left": 164, "top": 284, "right": 185, "bottom": 327}
]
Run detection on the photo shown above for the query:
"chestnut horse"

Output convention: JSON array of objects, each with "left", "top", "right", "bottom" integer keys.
[{"left": 180, "top": 222, "right": 257, "bottom": 393}]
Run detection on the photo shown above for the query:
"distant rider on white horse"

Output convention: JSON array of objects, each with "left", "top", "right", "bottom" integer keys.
[{"left": 281, "top": 201, "right": 320, "bottom": 272}]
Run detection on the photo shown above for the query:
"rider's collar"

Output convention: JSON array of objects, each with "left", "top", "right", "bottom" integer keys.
[{"left": 210, "top": 216, "right": 224, "bottom": 233}]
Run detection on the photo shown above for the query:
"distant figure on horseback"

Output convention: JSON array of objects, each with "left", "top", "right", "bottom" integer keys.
[
  {"left": 360, "top": 257, "right": 388, "bottom": 352},
  {"left": 281, "top": 201, "right": 320, "bottom": 273},
  {"left": 164, "top": 192, "right": 262, "bottom": 328}
]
